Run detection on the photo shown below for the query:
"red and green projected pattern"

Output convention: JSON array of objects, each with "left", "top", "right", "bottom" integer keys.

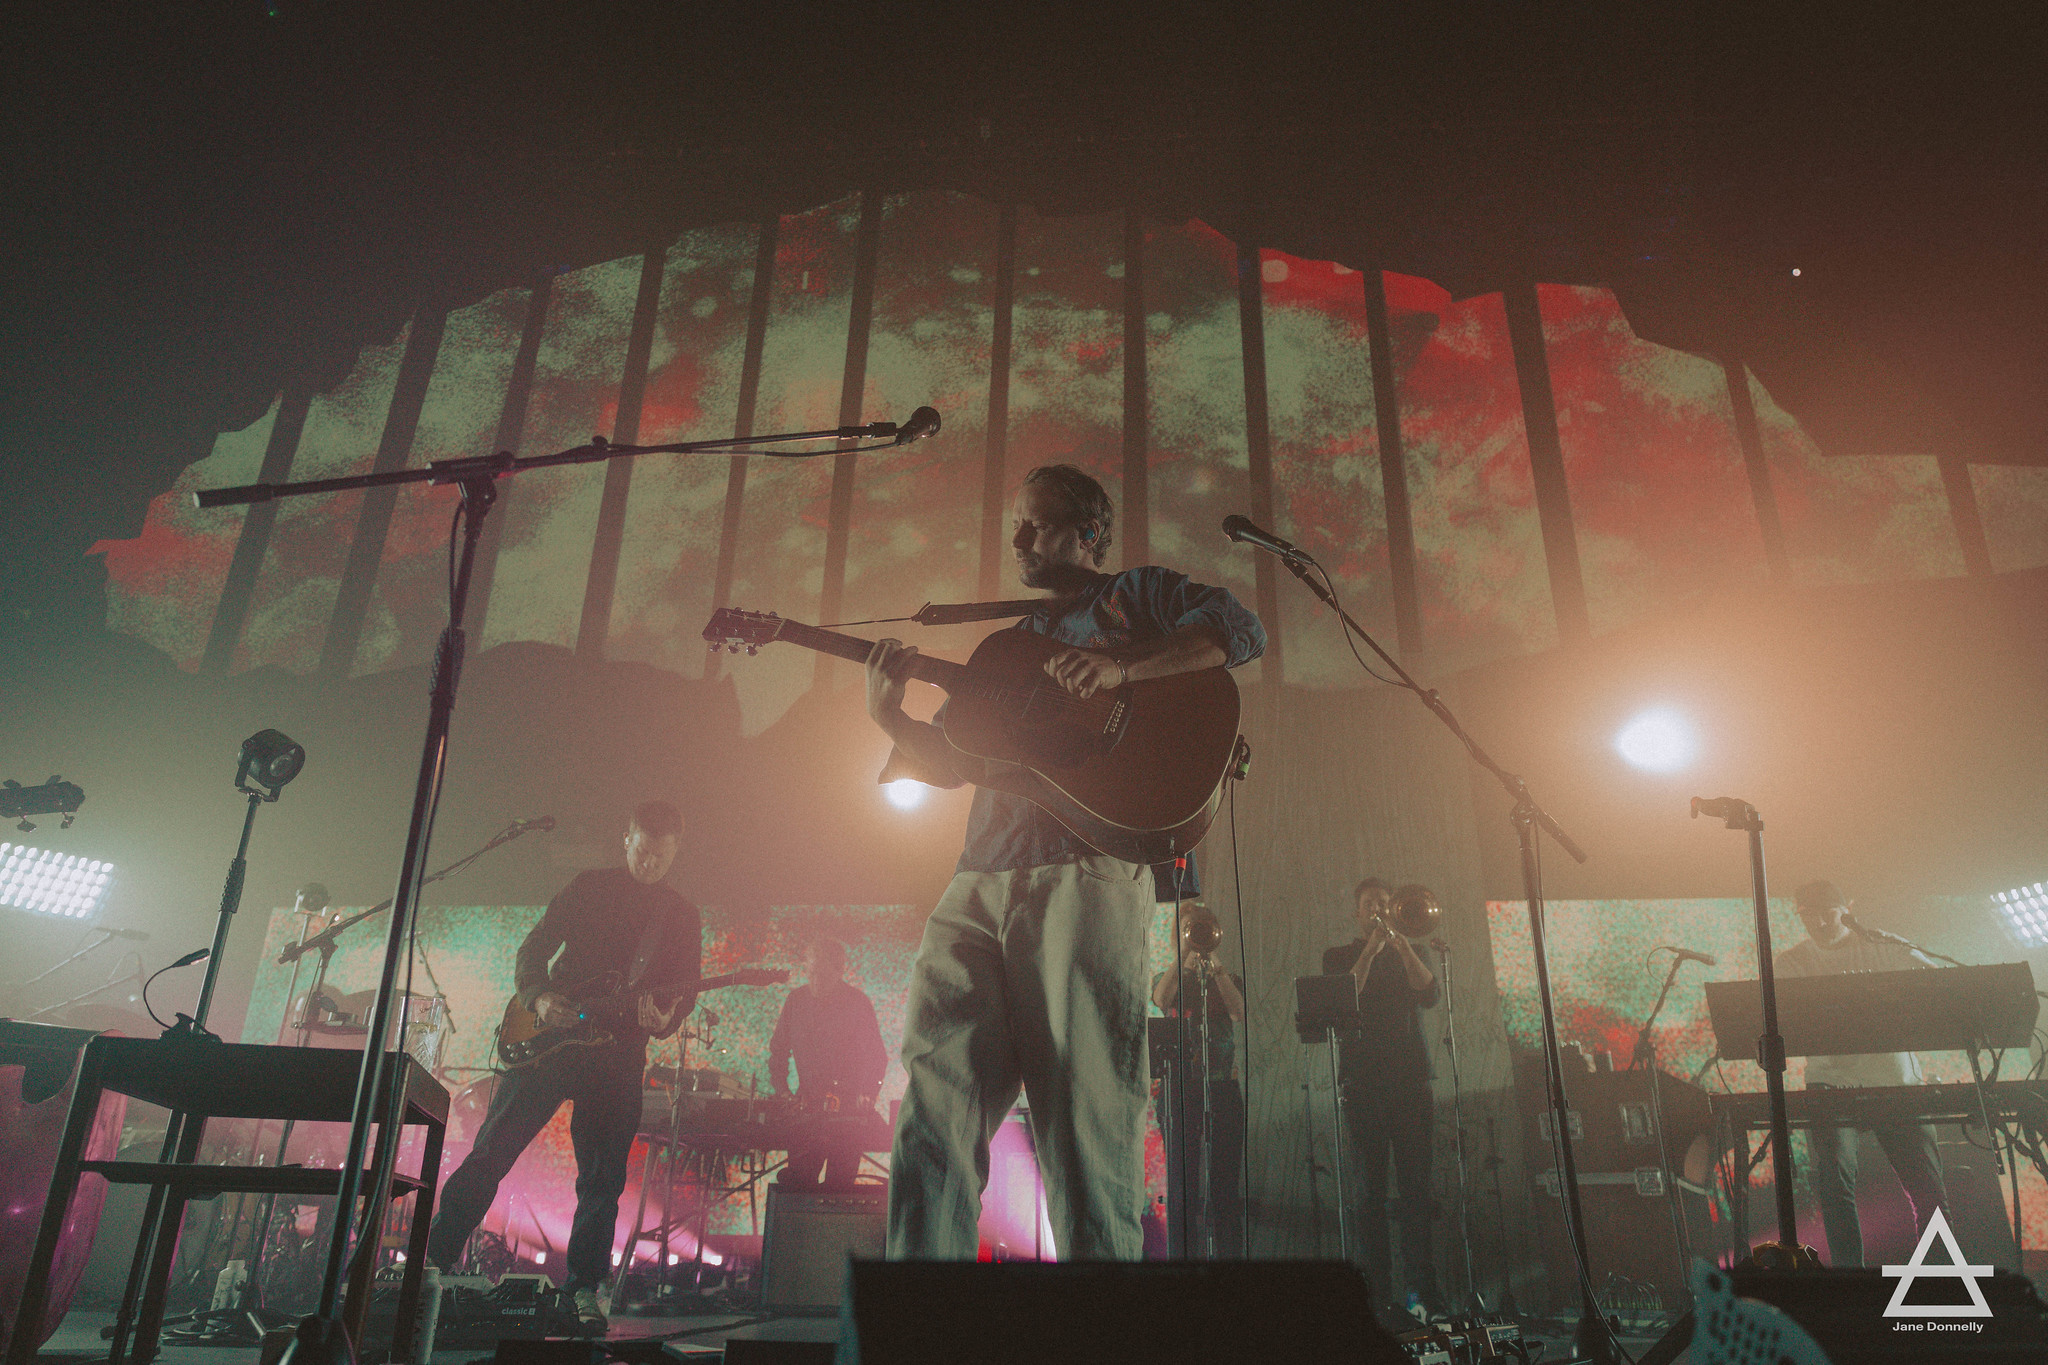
[
  {"left": 94, "top": 195, "right": 2048, "bottom": 728},
  {"left": 1486, "top": 899, "right": 2047, "bottom": 1257},
  {"left": 244, "top": 898, "right": 1196, "bottom": 1265}
]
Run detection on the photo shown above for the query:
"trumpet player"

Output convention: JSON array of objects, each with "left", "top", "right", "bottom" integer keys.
[
  {"left": 1151, "top": 902, "right": 1245, "bottom": 1258},
  {"left": 1322, "top": 877, "right": 1441, "bottom": 1314}
]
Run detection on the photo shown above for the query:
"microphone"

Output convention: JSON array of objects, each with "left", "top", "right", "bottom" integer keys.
[
  {"left": 1841, "top": 912, "right": 1911, "bottom": 947},
  {"left": 1690, "top": 797, "right": 1752, "bottom": 822},
  {"left": 893, "top": 406, "right": 942, "bottom": 446},
  {"left": 513, "top": 815, "right": 557, "bottom": 833},
  {"left": 168, "top": 948, "right": 210, "bottom": 969},
  {"left": 98, "top": 927, "right": 151, "bottom": 941},
  {"left": 1662, "top": 946, "right": 1718, "bottom": 968},
  {"left": 1221, "top": 515, "right": 1308, "bottom": 561}
]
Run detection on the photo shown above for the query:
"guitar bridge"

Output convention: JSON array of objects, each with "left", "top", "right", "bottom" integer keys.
[{"left": 1100, "top": 693, "right": 1131, "bottom": 745}]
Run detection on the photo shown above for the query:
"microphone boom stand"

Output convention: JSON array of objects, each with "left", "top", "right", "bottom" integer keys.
[
  {"left": 196, "top": 417, "right": 914, "bottom": 1364},
  {"left": 1434, "top": 938, "right": 1485, "bottom": 1315},
  {"left": 1258, "top": 549, "right": 1609, "bottom": 1361}
]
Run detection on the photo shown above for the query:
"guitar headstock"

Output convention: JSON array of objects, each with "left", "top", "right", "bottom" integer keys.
[{"left": 703, "top": 608, "right": 785, "bottom": 657}]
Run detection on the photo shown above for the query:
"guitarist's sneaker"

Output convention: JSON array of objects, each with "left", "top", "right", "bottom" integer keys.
[{"left": 571, "top": 1288, "right": 608, "bottom": 1336}]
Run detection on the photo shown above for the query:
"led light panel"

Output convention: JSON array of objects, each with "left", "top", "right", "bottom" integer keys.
[
  {"left": 0, "top": 843, "right": 115, "bottom": 919},
  {"left": 1994, "top": 882, "right": 2048, "bottom": 949}
]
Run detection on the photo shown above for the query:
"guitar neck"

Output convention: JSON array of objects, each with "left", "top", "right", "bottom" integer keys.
[
  {"left": 576, "top": 970, "right": 762, "bottom": 1013},
  {"left": 770, "top": 619, "right": 968, "bottom": 690}
]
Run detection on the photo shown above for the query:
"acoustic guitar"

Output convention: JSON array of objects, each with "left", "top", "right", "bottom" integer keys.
[
  {"left": 496, "top": 968, "right": 787, "bottom": 1070},
  {"left": 703, "top": 608, "right": 1243, "bottom": 864}
]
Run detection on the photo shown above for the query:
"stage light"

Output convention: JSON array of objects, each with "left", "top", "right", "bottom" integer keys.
[
  {"left": 236, "top": 727, "right": 305, "bottom": 800},
  {"left": 1615, "top": 707, "right": 1699, "bottom": 773},
  {"left": 0, "top": 843, "right": 115, "bottom": 919},
  {"left": 884, "top": 779, "right": 927, "bottom": 811},
  {"left": 1993, "top": 882, "right": 2048, "bottom": 949}
]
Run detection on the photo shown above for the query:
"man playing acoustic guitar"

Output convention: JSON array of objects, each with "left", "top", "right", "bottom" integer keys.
[
  {"left": 426, "top": 800, "right": 699, "bottom": 1332},
  {"left": 866, "top": 464, "right": 1266, "bottom": 1260}
]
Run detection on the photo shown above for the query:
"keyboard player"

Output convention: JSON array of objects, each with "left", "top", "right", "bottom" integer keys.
[{"left": 1775, "top": 879, "right": 1951, "bottom": 1267}]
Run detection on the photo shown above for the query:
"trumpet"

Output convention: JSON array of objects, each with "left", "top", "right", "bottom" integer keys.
[
  {"left": 1371, "top": 883, "right": 1441, "bottom": 941},
  {"left": 1183, "top": 917, "right": 1222, "bottom": 954}
]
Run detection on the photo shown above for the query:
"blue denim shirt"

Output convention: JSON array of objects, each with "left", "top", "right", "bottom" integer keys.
[{"left": 946, "top": 566, "right": 1267, "bottom": 874}]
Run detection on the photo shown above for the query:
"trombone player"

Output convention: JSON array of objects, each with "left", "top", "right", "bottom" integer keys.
[
  {"left": 1151, "top": 902, "right": 1245, "bottom": 1258},
  {"left": 1322, "top": 877, "right": 1441, "bottom": 1315}
]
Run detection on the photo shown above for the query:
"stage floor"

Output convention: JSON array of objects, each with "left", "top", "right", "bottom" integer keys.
[
  {"left": 35, "top": 1307, "right": 1637, "bottom": 1364},
  {"left": 35, "top": 1309, "right": 842, "bottom": 1365}
]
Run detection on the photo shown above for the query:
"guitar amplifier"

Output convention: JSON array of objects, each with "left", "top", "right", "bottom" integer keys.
[{"left": 759, "top": 1184, "right": 887, "bottom": 1315}]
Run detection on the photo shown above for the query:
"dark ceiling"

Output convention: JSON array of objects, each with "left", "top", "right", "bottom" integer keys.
[{"left": 6, "top": 0, "right": 2046, "bottom": 649}]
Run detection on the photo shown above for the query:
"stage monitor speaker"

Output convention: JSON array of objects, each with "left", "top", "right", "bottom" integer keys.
[
  {"left": 760, "top": 1184, "right": 887, "bottom": 1315},
  {"left": 845, "top": 1260, "right": 1407, "bottom": 1364}
]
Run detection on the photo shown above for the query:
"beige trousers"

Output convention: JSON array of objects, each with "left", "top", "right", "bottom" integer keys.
[{"left": 886, "top": 854, "right": 1155, "bottom": 1260}]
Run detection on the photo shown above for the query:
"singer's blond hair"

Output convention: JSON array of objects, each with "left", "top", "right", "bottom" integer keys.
[{"left": 1023, "top": 464, "right": 1114, "bottom": 567}]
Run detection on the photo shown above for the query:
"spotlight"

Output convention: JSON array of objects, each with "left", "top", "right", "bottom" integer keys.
[
  {"left": 1993, "top": 882, "right": 2048, "bottom": 949},
  {"left": 0, "top": 843, "right": 115, "bottom": 919},
  {"left": 1615, "top": 706, "right": 1699, "bottom": 774},
  {"left": 884, "top": 778, "right": 928, "bottom": 811},
  {"left": 236, "top": 728, "right": 305, "bottom": 800}
]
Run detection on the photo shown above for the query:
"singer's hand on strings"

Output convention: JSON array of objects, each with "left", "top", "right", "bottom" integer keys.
[
  {"left": 866, "top": 639, "right": 918, "bottom": 721},
  {"left": 535, "top": 991, "right": 572, "bottom": 1026},
  {"left": 637, "top": 993, "right": 679, "bottom": 1031},
  {"left": 1045, "top": 647, "right": 1123, "bottom": 698}
]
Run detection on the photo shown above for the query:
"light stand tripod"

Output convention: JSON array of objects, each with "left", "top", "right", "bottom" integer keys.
[
  {"left": 1634, "top": 800, "right": 1820, "bottom": 1365},
  {"left": 198, "top": 408, "right": 938, "bottom": 1364},
  {"left": 1689, "top": 797, "right": 1810, "bottom": 1267},
  {"left": 106, "top": 729, "right": 306, "bottom": 1364},
  {"left": 1629, "top": 949, "right": 1709, "bottom": 1306},
  {"left": 1433, "top": 937, "right": 1486, "bottom": 1315},
  {"left": 1242, "top": 537, "right": 1608, "bottom": 1361}
]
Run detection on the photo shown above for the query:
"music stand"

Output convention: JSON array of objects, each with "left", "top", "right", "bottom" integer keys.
[{"left": 1295, "top": 974, "right": 1360, "bottom": 1264}]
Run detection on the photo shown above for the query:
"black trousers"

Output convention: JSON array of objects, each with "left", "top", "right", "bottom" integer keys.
[
  {"left": 1341, "top": 1077, "right": 1437, "bottom": 1305},
  {"left": 1161, "top": 1074, "right": 1245, "bottom": 1259},
  {"left": 1807, "top": 1098, "right": 1947, "bottom": 1267},
  {"left": 427, "top": 1045, "right": 643, "bottom": 1291}
]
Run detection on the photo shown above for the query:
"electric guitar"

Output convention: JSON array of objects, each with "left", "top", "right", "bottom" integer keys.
[
  {"left": 496, "top": 967, "right": 788, "bottom": 1070},
  {"left": 703, "top": 608, "right": 1243, "bottom": 864}
]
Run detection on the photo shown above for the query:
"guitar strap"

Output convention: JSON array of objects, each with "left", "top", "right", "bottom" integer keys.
[{"left": 625, "top": 902, "right": 667, "bottom": 989}]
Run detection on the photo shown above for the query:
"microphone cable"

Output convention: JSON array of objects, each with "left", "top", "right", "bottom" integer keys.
[{"left": 142, "top": 949, "right": 211, "bottom": 1029}]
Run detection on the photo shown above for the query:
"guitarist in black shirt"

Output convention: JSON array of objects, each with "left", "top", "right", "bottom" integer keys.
[{"left": 426, "top": 801, "right": 699, "bottom": 1333}]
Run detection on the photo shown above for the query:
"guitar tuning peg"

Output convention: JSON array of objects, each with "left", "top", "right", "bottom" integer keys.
[
  {"left": 745, "top": 645, "right": 758, "bottom": 656},
  {"left": 727, "top": 642, "right": 740, "bottom": 654}
]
